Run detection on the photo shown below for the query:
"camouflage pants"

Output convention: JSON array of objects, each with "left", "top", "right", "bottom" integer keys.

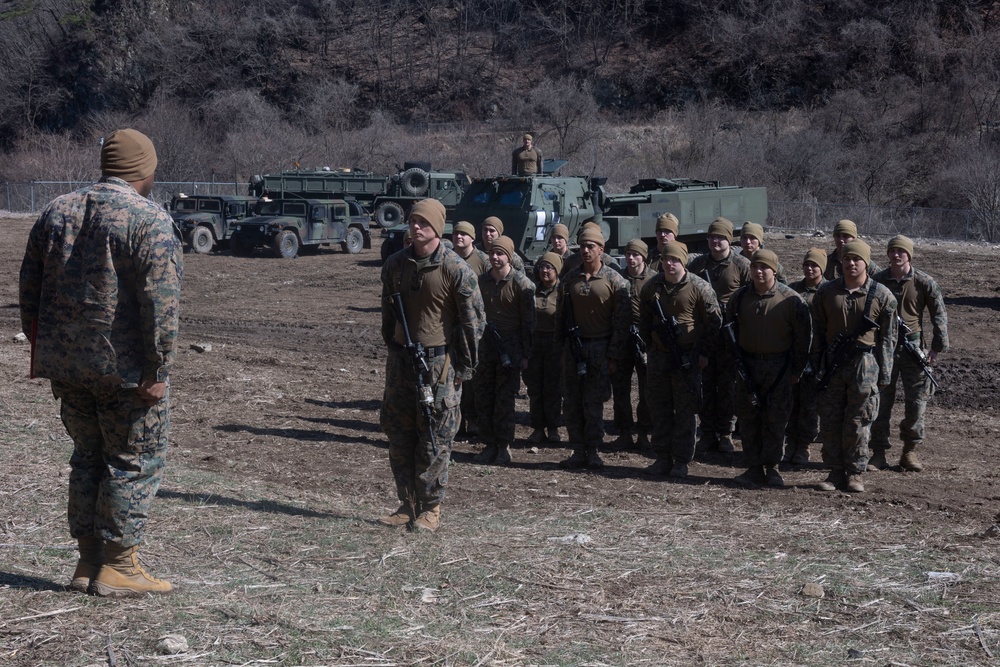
[
  {"left": 817, "top": 352, "right": 880, "bottom": 473},
  {"left": 460, "top": 373, "right": 477, "bottom": 428},
  {"left": 871, "top": 350, "right": 932, "bottom": 452},
  {"left": 645, "top": 347, "right": 702, "bottom": 464},
  {"left": 52, "top": 380, "right": 169, "bottom": 549},
  {"left": 474, "top": 333, "right": 522, "bottom": 446},
  {"left": 380, "top": 350, "right": 459, "bottom": 508},
  {"left": 786, "top": 374, "right": 820, "bottom": 448},
  {"left": 523, "top": 333, "right": 562, "bottom": 432},
  {"left": 735, "top": 355, "right": 793, "bottom": 468},
  {"left": 611, "top": 348, "right": 650, "bottom": 434},
  {"left": 699, "top": 334, "right": 736, "bottom": 438},
  {"left": 562, "top": 339, "right": 612, "bottom": 453}
]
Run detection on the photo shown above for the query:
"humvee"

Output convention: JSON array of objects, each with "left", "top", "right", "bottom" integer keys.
[
  {"left": 170, "top": 194, "right": 257, "bottom": 254},
  {"left": 229, "top": 198, "right": 372, "bottom": 258}
]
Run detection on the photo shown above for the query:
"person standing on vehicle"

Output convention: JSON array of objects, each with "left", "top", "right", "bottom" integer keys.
[
  {"left": 639, "top": 241, "right": 722, "bottom": 478},
  {"left": 869, "top": 235, "right": 949, "bottom": 472},
  {"left": 611, "top": 239, "right": 657, "bottom": 449},
  {"left": 525, "top": 252, "right": 565, "bottom": 444},
  {"left": 481, "top": 216, "right": 525, "bottom": 273},
  {"left": 380, "top": 199, "right": 485, "bottom": 531},
  {"left": 784, "top": 248, "right": 828, "bottom": 465},
  {"left": 687, "top": 217, "right": 751, "bottom": 455},
  {"left": 728, "top": 250, "right": 812, "bottom": 488},
  {"left": 473, "top": 236, "right": 536, "bottom": 465},
  {"left": 647, "top": 213, "right": 679, "bottom": 268},
  {"left": 452, "top": 220, "right": 489, "bottom": 439},
  {"left": 811, "top": 240, "right": 897, "bottom": 493},
  {"left": 824, "top": 220, "right": 881, "bottom": 280},
  {"left": 512, "top": 133, "right": 543, "bottom": 176},
  {"left": 19, "top": 129, "right": 182, "bottom": 596},
  {"left": 555, "top": 226, "right": 630, "bottom": 469}
]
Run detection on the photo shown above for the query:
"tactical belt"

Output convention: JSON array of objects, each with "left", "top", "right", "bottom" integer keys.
[{"left": 389, "top": 341, "right": 448, "bottom": 358}]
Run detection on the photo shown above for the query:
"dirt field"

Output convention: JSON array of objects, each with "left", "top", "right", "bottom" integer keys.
[{"left": 1, "top": 214, "right": 999, "bottom": 666}]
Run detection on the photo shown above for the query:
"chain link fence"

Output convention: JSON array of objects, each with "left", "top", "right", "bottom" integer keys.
[{"left": 1, "top": 181, "right": 244, "bottom": 214}]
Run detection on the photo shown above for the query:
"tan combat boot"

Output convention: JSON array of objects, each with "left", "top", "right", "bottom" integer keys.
[
  {"left": 900, "top": 443, "right": 924, "bottom": 472},
  {"left": 868, "top": 449, "right": 890, "bottom": 470},
  {"left": 379, "top": 503, "right": 415, "bottom": 527},
  {"left": 70, "top": 536, "right": 104, "bottom": 593},
  {"left": 91, "top": 544, "right": 172, "bottom": 597},
  {"left": 845, "top": 473, "right": 865, "bottom": 493},
  {"left": 817, "top": 469, "right": 846, "bottom": 492},
  {"left": 473, "top": 444, "right": 498, "bottom": 463},
  {"left": 412, "top": 505, "right": 441, "bottom": 532}
]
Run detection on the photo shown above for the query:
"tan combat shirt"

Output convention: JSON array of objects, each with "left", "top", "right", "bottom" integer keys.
[
  {"left": 534, "top": 282, "right": 559, "bottom": 334},
  {"left": 556, "top": 263, "right": 631, "bottom": 358},
  {"left": 688, "top": 248, "right": 751, "bottom": 308},
  {"left": 638, "top": 272, "right": 722, "bottom": 355},
  {"left": 479, "top": 267, "right": 536, "bottom": 358},
  {"left": 727, "top": 282, "right": 812, "bottom": 377}
]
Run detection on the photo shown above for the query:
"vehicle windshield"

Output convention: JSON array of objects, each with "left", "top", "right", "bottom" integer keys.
[
  {"left": 173, "top": 199, "right": 197, "bottom": 212},
  {"left": 198, "top": 200, "right": 221, "bottom": 213},
  {"left": 256, "top": 201, "right": 281, "bottom": 215},
  {"left": 466, "top": 181, "right": 528, "bottom": 209}
]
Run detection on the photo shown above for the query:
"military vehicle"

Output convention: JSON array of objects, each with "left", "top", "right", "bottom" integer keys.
[
  {"left": 170, "top": 194, "right": 257, "bottom": 254},
  {"left": 229, "top": 198, "right": 372, "bottom": 258},
  {"left": 249, "top": 162, "right": 469, "bottom": 229}
]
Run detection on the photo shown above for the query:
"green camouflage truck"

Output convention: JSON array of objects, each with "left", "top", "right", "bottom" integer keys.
[
  {"left": 229, "top": 197, "right": 372, "bottom": 258},
  {"left": 170, "top": 194, "right": 257, "bottom": 254}
]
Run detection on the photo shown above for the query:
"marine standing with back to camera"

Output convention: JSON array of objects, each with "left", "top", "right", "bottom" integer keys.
[
  {"left": 19, "top": 129, "right": 182, "bottom": 597},
  {"left": 379, "top": 199, "right": 485, "bottom": 532},
  {"left": 869, "top": 235, "right": 949, "bottom": 472},
  {"left": 811, "top": 240, "right": 897, "bottom": 493}
]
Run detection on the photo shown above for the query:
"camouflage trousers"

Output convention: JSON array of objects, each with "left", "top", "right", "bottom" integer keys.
[
  {"left": 699, "top": 334, "right": 736, "bottom": 438},
  {"left": 460, "top": 373, "right": 477, "bottom": 429},
  {"left": 786, "top": 374, "right": 820, "bottom": 449},
  {"left": 523, "top": 333, "right": 562, "bottom": 432},
  {"left": 380, "top": 349, "right": 459, "bottom": 508},
  {"left": 735, "top": 355, "right": 794, "bottom": 468},
  {"left": 817, "top": 351, "right": 880, "bottom": 474},
  {"left": 645, "top": 347, "right": 702, "bottom": 464},
  {"left": 611, "top": 348, "right": 650, "bottom": 434},
  {"left": 562, "top": 339, "right": 612, "bottom": 453},
  {"left": 474, "top": 333, "right": 522, "bottom": 446},
  {"left": 52, "top": 380, "right": 169, "bottom": 549},
  {"left": 871, "top": 350, "right": 933, "bottom": 452}
]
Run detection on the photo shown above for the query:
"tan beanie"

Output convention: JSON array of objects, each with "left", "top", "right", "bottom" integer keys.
[
  {"left": 656, "top": 212, "right": 679, "bottom": 235},
  {"left": 539, "top": 251, "right": 564, "bottom": 274},
  {"left": 803, "top": 247, "right": 828, "bottom": 272},
  {"left": 707, "top": 217, "right": 733, "bottom": 242},
  {"left": 551, "top": 223, "right": 569, "bottom": 241},
  {"left": 453, "top": 220, "right": 476, "bottom": 239},
  {"left": 750, "top": 248, "right": 780, "bottom": 274},
  {"left": 578, "top": 225, "right": 605, "bottom": 247},
  {"left": 842, "top": 239, "right": 872, "bottom": 266},
  {"left": 833, "top": 219, "right": 858, "bottom": 238},
  {"left": 408, "top": 199, "right": 446, "bottom": 237},
  {"left": 483, "top": 216, "right": 504, "bottom": 235},
  {"left": 741, "top": 221, "right": 764, "bottom": 242},
  {"left": 887, "top": 234, "right": 914, "bottom": 259},
  {"left": 490, "top": 236, "right": 515, "bottom": 261},
  {"left": 661, "top": 241, "right": 688, "bottom": 266},
  {"left": 624, "top": 238, "right": 648, "bottom": 260},
  {"left": 101, "top": 129, "right": 158, "bottom": 182},
  {"left": 523, "top": 133, "right": 533, "bottom": 141}
]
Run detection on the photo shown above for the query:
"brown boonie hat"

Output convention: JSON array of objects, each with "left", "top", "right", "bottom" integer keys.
[{"left": 101, "top": 129, "right": 158, "bottom": 182}]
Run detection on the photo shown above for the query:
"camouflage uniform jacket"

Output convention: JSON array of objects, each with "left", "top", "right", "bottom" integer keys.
[
  {"left": 687, "top": 248, "right": 751, "bottom": 309},
  {"left": 811, "top": 277, "right": 898, "bottom": 386},
  {"left": 727, "top": 282, "right": 812, "bottom": 378},
  {"left": 19, "top": 177, "right": 182, "bottom": 388},
  {"left": 824, "top": 247, "right": 881, "bottom": 280},
  {"left": 479, "top": 267, "right": 536, "bottom": 359},
  {"left": 788, "top": 277, "right": 827, "bottom": 307},
  {"left": 555, "top": 262, "right": 631, "bottom": 359},
  {"left": 457, "top": 247, "right": 490, "bottom": 276},
  {"left": 625, "top": 264, "right": 658, "bottom": 323},
  {"left": 873, "top": 266, "right": 949, "bottom": 353},
  {"left": 638, "top": 272, "right": 722, "bottom": 357},
  {"left": 381, "top": 242, "right": 485, "bottom": 381}
]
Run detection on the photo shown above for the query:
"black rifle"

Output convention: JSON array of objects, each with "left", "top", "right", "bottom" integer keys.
[
  {"left": 486, "top": 322, "right": 513, "bottom": 371},
  {"left": 629, "top": 324, "right": 647, "bottom": 369},
  {"left": 563, "top": 291, "right": 588, "bottom": 376},
  {"left": 650, "top": 294, "right": 691, "bottom": 371},
  {"left": 816, "top": 316, "right": 880, "bottom": 390},
  {"left": 389, "top": 292, "right": 437, "bottom": 455},
  {"left": 896, "top": 316, "right": 940, "bottom": 391},
  {"left": 722, "top": 320, "right": 762, "bottom": 408}
]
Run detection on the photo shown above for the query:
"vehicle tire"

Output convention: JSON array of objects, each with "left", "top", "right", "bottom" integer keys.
[
  {"left": 272, "top": 229, "right": 299, "bottom": 258},
  {"left": 342, "top": 227, "right": 365, "bottom": 254},
  {"left": 188, "top": 226, "right": 215, "bottom": 254},
  {"left": 375, "top": 201, "right": 405, "bottom": 228},
  {"left": 401, "top": 167, "right": 429, "bottom": 196},
  {"left": 230, "top": 233, "right": 254, "bottom": 257}
]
